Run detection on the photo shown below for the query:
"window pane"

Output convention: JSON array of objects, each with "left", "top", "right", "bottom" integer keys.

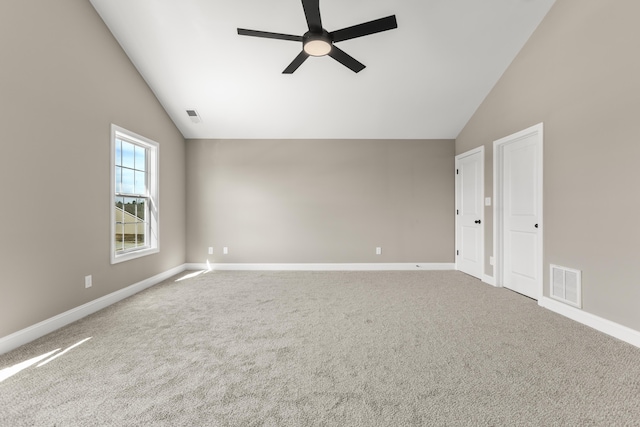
[
  {"left": 115, "top": 237, "right": 124, "bottom": 252},
  {"left": 122, "top": 197, "right": 136, "bottom": 217},
  {"left": 115, "top": 139, "right": 122, "bottom": 166},
  {"left": 115, "top": 196, "right": 125, "bottom": 212},
  {"left": 121, "top": 141, "right": 135, "bottom": 169},
  {"left": 121, "top": 168, "right": 134, "bottom": 194},
  {"left": 114, "top": 198, "right": 125, "bottom": 252},
  {"left": 115, "top": 166, "right": 122, "bottom": 193},
  {"left": 136, "top": 198, "right": 146, "bottom": 221},
  {"left": 135, "top": 222, "right": 146, "bottom": 247},
  {"left": 135, "top": 170, "right": 146, "bottom": 195},
  {"left": 135, "top": 145, "right": 146, "bottom": 171}
]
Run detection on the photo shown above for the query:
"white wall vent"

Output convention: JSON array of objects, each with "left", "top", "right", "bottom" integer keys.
[{"left": 550, "top": 264, "right": 582, "bottom": 308}]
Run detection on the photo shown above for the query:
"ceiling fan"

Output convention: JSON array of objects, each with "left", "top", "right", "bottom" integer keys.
[{"left": 237, "top": 0, "right": 398, "bottom": 74}]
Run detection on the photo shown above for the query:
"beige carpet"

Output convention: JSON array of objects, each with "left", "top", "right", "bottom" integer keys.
[{"left": 1, "top": 270, "right": 640, "bottom": 426}]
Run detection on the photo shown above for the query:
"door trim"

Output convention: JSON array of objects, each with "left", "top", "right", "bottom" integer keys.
[
  {"left": 493, "top": 123, "right": 544, "bottom": 299},
  {"left": 455, "top": 146, "right": 484, "bottom": 278}
]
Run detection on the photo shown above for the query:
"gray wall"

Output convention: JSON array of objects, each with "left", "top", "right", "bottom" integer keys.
[
  {"left": 456, "top": 0, "right": 640, "bottom": 330},
  {"left": 0, "top": 0, "right": 186, "bottom": 337},
  {"left": 186, "top": 139, "right": 454, "bottom": 264}
]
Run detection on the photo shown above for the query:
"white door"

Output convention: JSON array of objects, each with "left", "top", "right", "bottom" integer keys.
[
  {"left": 495, "top": 124, "right": 543, "bottom": 299},
  {"left": 455, "top": 147, "right": 484, "bottom": 279}
]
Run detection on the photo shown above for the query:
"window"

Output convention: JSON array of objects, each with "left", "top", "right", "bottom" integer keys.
[{"left": 111, "top": 125, "right": 159, "bottom": 264}]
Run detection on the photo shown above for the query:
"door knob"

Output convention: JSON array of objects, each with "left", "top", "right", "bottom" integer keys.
[
  {"left": 535, "top": 224, "right": 539, "bottom": 228},
  {"left": 475, "top": 220, "right": 481, "bottom": 224}
]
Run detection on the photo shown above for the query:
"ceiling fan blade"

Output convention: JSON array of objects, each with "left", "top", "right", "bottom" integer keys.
[
  {"left": 328, "top": 46, "right": 365, "bottom": 73},
  {"left": 237, "top": 28, "right": 303, "bottom": 42},
  {"left": 283, "top": 51, "right": 309, "bottom": 74},
  {"left": 301, "top": 0, "right": 323, "bottom": 32},
  {"left": 330, "top": 15, "right": 398, "bottom": 43}
]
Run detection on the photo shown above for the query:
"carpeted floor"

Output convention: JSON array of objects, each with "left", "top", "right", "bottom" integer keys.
[{"left": 1, "top": 270, "right": 640, "bottom": 426}]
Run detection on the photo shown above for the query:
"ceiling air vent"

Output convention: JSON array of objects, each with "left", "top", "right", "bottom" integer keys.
[
  {"left": 550, "top": 264, "right": 581, "bottom": 308},
  {"left": 186, "top": 109, "right": 201, "bottom": 123}
]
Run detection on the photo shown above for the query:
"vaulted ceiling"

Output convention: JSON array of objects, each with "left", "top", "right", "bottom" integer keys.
[{"left": 89, "top": 0, "right": 556, "bottom": 140}]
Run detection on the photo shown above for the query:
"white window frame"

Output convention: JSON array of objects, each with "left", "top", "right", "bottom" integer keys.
[{"left": 110, "top": 124, "right": 159, "bottom": 264}]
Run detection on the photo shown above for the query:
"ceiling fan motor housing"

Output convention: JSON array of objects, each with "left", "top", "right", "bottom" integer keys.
[{"left": 303, "top": 30, "right": 332, "bottom": 56}]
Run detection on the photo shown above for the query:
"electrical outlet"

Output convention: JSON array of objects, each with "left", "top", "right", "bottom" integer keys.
[
  {"left": 223, "top": 247, "right": 228, "bottom": 255},
  {"left": 208, "top": 247, "right": 213, "bottom": 255},
  {"left": 376, "top": 247, "right": 382, "bottom": 255},
  {"left": 84, "top": 275, "right": 92, "bottom": 289}
]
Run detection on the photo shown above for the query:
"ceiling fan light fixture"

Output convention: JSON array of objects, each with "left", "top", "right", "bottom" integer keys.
[{"left": 303, "top": 38, "right": 331, "bottom": 56}]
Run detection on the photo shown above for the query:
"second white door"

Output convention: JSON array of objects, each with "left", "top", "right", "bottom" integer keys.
[{"left": 456, "top": 147, "right": 484, "bottom": 279}]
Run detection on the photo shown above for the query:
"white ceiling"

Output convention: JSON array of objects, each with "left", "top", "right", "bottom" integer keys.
[{"left": 89, "top": 0, "right": 556, "bottom": 140}]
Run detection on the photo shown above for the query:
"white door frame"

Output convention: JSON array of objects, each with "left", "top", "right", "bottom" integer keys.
[
  {"left": 455, "top": 146, "right": 484, "bottom": 279},
  {"left": 493, "top": 123, "right": 544, "bottom": 299}
]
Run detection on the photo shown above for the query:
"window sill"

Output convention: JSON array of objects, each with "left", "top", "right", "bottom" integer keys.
[{"left": 111, "top": 247, "right": 159, "bottom": 264}]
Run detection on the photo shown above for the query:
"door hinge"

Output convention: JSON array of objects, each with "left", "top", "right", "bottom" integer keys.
[
  {"left": 456, "top": 209, "right": 459, "bottom": 215},
  {"left": 456, "top": 250, "right": 459, "bottom": 256},
  {"left": 456, "top": 169, "right": 459, "bottom": 175}
]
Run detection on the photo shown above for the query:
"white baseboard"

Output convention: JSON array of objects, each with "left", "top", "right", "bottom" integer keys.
[
  {"left": 0, "top": 264, "right": 187, "bottom": 355},
  {"left": 539, "top": 296, "right": 640, "bottom": 349},
  {"left": 185, "top": 262, "right": 455, "bottom": 271}
]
